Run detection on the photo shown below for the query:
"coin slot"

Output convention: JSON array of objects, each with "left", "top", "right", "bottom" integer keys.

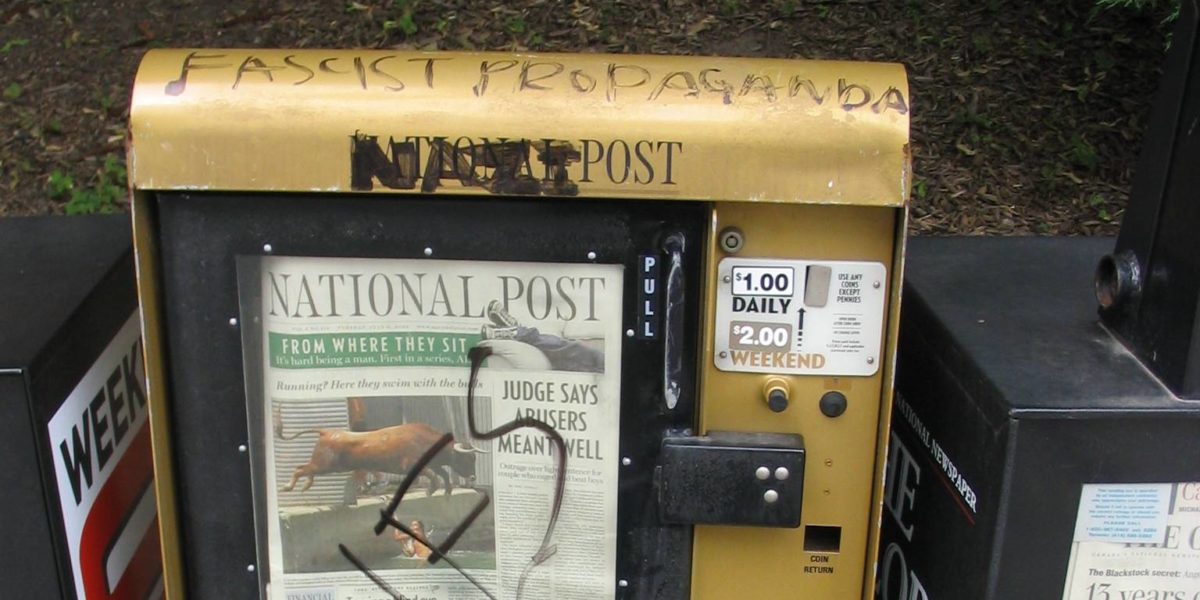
[{"left": 804, "top": 525, "right": 842, "bottom": 553}]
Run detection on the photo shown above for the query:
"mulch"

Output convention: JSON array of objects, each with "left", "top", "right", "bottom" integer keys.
[{"left": 0, "top": 0, "right": 1175, "bottom": 234}]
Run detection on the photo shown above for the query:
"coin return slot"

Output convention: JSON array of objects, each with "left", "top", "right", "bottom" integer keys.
[{"left": 804, "top": 525, "right": 842, "bottom": 553}]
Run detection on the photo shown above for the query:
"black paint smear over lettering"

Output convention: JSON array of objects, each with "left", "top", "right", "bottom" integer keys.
[
  {"left": 340, "top": 345, "right": 568, "bottom": 599},
  {"left": 349, "top": 133, "right": 581, "bottom": 196}
]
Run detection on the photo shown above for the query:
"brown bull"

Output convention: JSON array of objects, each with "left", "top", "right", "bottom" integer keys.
[{"left": 278, "top": 422, "right": 480, "bottom": 496}]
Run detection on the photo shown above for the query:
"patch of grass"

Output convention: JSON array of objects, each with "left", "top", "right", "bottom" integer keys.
[
  {"left": 383, "top": 16, "right": 417, "bottom": 36},
  {"left": 1095, "top": 0, "right": 1179, "bottom": 23},
  {"left": 1, "top": 38, "right": 29, "bottom": 53},
  {"left": 1093, "top": 1, "right": 1178, "bottom": 52},
  {"left": 96, "top": 91, "right": 117, "bottom": 114},
  {"left": 1067, "top": 134, "right": 1100, "bottom": 171},
  {"left": 905, "top": 0, "right": 924, "bottom": 20},
  {"left": 505, "top": 15, "right": 527, "bottom": 35},
  {"left": 1089, "top": 193, "right": 1113, "bottom": 221},
  {"left": 955, "top": 109, "right": 995, "bottom": 129},
  {"left": 384, "top": 0, "right": 418, "bottom": 37},
  {"left": 1094, "top": 48, "right": 1117, "bottom": 71},
  {"left": 51, "top": 155, "right": 127, "bottom": 215},
  {"left": 3, "top": 83, "right": 21, "bottom": 100},
  {"left": 47, "top": 170, "right": 73, "bottom": 199},
  {"left": 971, "top": 31, "right": 995, "bottom": 54}
]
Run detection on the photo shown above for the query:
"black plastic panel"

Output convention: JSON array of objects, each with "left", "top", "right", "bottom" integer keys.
[
  {"left": 154, "top": 192, "right": 707, "bottom": 599},
  {"left": 883, "top": 236, "right": 1200, "bottom": 600},
  {"left": 0, "top": 373, "right": 64, "bottom": 597},
  {"left": 1103, "top": 2, "right": 1200, "bottom": 398},
  {"left": 0, "top": 215, "right": 137, "bottom": 599}
]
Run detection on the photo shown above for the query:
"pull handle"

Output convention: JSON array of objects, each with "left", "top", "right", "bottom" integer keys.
[{"left": 662, "top": 233, "right": 686, "bottom": 410}]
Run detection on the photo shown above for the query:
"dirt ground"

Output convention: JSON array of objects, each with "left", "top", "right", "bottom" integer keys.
[{"left": 0, "top": 0, "right": 1175, "bottom": 234}]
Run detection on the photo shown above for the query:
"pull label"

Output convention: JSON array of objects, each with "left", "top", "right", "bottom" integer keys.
[{"left": 637, "top": 254, "right": 660, "bottom": 339}]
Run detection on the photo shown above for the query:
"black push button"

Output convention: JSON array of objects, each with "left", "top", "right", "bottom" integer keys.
[
  {"left": 767, "top": 388, "right": 789, "bottom": 412},
  {"left": 820, "top": 391, "right": 847, "bottom": 418}
]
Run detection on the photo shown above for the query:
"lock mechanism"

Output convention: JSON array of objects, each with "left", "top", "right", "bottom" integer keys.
[
  {"left": 657, "top": 431, "right": 805, "bottom": 527},
  {"left": 763, "top": 376, "right": 790, "bottom": 413}
]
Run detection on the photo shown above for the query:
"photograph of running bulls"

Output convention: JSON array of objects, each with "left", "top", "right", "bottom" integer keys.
[{"left": 271, "top": 395, "right": 496, "bottom": 574}]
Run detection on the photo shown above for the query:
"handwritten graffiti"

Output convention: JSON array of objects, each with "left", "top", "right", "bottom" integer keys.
[
  {"left": 165, "top": 52, "right": 447, "bottom": 96},
  {"left": 161, "top": 52, "right": 908, "bottom": 114},
  {"left": 340, "top": 346, "right": 567, "bottom": 599}
]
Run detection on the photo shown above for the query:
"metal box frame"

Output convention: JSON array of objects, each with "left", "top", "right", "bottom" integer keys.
[{"left": 128, "top": 50, "right": 910, "bottom": 599}]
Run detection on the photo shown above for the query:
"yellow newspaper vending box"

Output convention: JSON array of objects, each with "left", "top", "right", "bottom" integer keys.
[{"left": 128, "top": 50, "right": 910, "bottom": 600}]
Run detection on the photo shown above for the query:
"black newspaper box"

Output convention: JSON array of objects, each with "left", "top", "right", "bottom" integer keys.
[
  {"left": 878, "top": 236, "right": 1200, "bottom": 600},
  {"left": 0, "top": 216, "right": 160, "bottom": 598}
]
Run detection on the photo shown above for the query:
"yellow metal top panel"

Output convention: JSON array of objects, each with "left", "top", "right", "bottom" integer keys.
[{"left": 129, "top": 49, "right": 909, "bottom": 206}]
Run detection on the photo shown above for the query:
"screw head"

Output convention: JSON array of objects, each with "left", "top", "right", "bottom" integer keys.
[
  {"left": 228, "top": 317, "right": 238, "bottom": 327},
  {"left": 755, "top": 466, "right": 770, "bottom": 480},
  {"left": 262, "top": 243, "right": 273, "bottom": 253},
  {"left": 423, "top": 247, "right": 433, "bottom": 257},
  {"left": 618, "top": 579, "right": 629, "bottom": 588},
  {"left": 246, "top": 564, "right": 256, "bottom": 573},
  {"left": 587, "top": 251, "right": 597, "bottom": 260},
  {"left": 763, "top": 490, "right": 780, "bottom": 503},
  {"left": 622, "top": 457, "right": 632, "bottom": 466},
  {"left": 873, "top": 280, "right": 881, "bottom": 289},
  {"left": 625, "top": 329, "right": 635, "bottom": 338},
  {"left": 238, "top": 444, "right": 248, "bottom": 453},
  {"left": 718, "top": 351, "right": 728, "bottom": 359}
]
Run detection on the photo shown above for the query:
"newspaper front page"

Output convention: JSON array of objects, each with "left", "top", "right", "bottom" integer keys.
[
  {"left": 1062, "top": 483, "right": 1200, "bottom": 600},
  {"left": 243, "top": 255, "right": 623, "bottom": 600}
]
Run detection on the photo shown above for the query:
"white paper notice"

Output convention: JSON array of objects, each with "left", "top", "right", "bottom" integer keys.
[
  {"left": 1062, "top": 483, "right": 1200, "bottom": 600},
  {"left": 1073, "top": 484, "right": 1172, "bottom": 544}
]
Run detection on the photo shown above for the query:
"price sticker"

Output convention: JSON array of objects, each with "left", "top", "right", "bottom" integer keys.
[
  {"left": 729, "top": 321, "right": 792, "bottom": 351},
  {"left": 715, "top": 257, "right": 888, "bottom": 376},
  {"left": 731, "top": 267, "right": 795, "bottom": 297}
]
